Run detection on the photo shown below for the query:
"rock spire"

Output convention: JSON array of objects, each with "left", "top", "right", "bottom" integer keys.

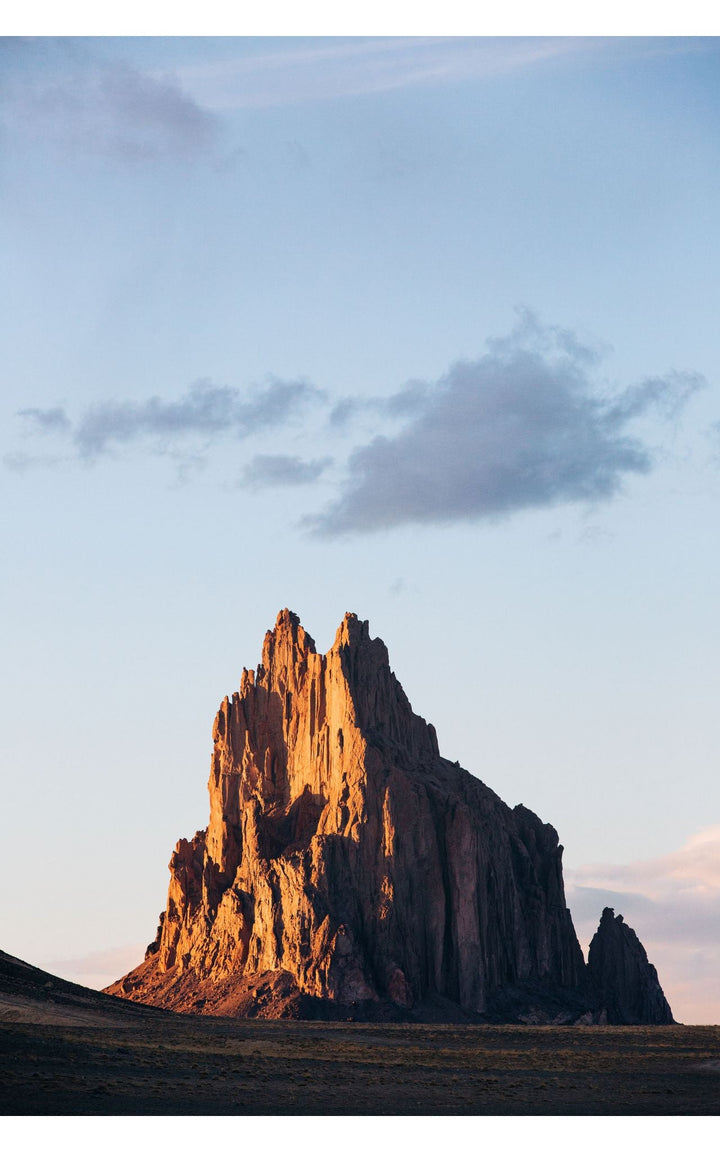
[{"left": 587, "top": 907, "right": 674, "bottom": 1024}]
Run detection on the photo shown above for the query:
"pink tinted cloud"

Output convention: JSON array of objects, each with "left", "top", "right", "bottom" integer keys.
[
  {"left": 565, "top": 826, "right": 720, "bottom": 1024},
  {"left": 48, "top": 944, "right": 146, "bottom": 990}
]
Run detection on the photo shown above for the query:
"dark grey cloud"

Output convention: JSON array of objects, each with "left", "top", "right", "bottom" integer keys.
[
  {"left": 17, "top": 406, "right": 71, "bottom": 433},
  {"left": 1, "top": 41, "right": 216, "bottom": 162},
  {"left": 566, "top": 824, "right": 720, "bottom": 953},
  {"left": 16, "top": 378, "right": 323, "bottom": 461},
  {"left": 565, "top": 885, "right": 656, "bottom": 924},
  {"left": 309, "top": 313, "right": 705, "bottom": 536},
  {"left": 329, "top": 380, "right": 429, "bottom": 430},
  {"left": 239, "top": 454, "right": 332, "bottom": 490},
  {"left": 568, "top": 883, "right": 720, "bottom": 951},
  {"left": 603, "top": 370, "right": 706, "bottom": 428},
  {"left": 329, "top": 397, "right": 364, "bottom": 429}
]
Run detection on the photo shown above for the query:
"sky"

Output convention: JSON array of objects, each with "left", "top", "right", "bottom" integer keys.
[{"left": 2, "top": 28, "right": 719, "bottom": 1025}]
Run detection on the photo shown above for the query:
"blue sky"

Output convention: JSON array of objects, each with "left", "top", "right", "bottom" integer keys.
[{"left": 2, "top": 33, "right": 720, "bottom": 1022}]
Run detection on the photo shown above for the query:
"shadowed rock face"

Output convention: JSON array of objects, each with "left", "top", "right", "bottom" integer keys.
[
  {"left": 106, "top": 611, "right": 668, "bottom": 1023},
  {"left": 588, "top": 908, "right": 674, "bottom": 1024}
]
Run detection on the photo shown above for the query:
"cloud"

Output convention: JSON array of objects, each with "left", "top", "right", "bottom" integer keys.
[
  {"left": 1, "top": 41, "right": 216, "bottom": 162},
  {"left": 329, "top": 380, "right": 429, "bottom": 430},
  {"left": 329, "top": 397, "right": 363, "bottom": 429},
  {"left": 174, "top": 38, "right": 604, "bottom": 112},
  {"left": 16, "top": 406, "right": 71, "bottom": 434},
  {"left": 48, "top": 943, "right": 146, "bottom": 991},
  {"left": 308, "top": 311, "right": 705, "bottom": 536},
  {"left": 12, "top": 314, "right": 706, "bottom": 507},
  {"left": 565, "top": 826, "right": 720, "bottom": 1024},
  {"left": 604, "top": 370, "right": 706, "bottom": 428},
  {"left": 568, "top": 825, "right": 720, "bottom": 901},
  {"left": 170, "top": 38, "right": 716, "bottom": 115},
  {"left": 239, "top": 453, "right": 332, "bottom": 490},
  {"left": 15, "top": 377, "right": 324, "bottom": 462},
  {"left": 3, "top": 450, "right": 65, "bottom": 473}
]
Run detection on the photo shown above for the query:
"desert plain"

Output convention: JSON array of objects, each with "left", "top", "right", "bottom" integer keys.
[{"left": 2, "top": 975, "right": 718, "bottom": 1116}]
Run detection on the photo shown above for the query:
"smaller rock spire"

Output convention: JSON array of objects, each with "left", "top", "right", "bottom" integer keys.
[{"left": 588, "top": 907, "right": 674, "bottom": 1024}]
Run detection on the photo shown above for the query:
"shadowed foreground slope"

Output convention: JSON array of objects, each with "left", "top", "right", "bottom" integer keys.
[{"left": 0, "top": 949, "right": 166, "bottom": 1028}]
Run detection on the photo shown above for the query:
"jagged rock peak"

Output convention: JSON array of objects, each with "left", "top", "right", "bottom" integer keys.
[
  {"left": 334, "top": 610, "right": 370, "bottom": 644},
  {"left": 588, "top": 907, "right": 674, "bottom": 1025},
  {"left": 262, "top": 609, "right": 379, "bottom": 669},
  {"left": 260, "top": 607, "right": 316, "bottom": 666},
  {"left": 263, "top": 608, "right": 369, "bottom": 652}
]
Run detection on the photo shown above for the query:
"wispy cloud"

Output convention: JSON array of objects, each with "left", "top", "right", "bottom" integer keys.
[
  {"left": 171, "top": 37, "right": 716, "bottom": 114},
  {"left": 329, "top": 380, "right": 429, "bottom": 429},
  {"left": 308, "top": 310, "right": 706, "bottom": 535},
  {"left": 3, "top": 450, "right": 66, "bottom": 473},
  {"left": 239, "top": 453, "right": 332, "bottom": 490},
  {"left": 566, "top": 826, "right": 720, "bottom": 1024},
  {"left": 0, "top": 40, "right": 216, "bottom": 162},
  {"left": 15, "top": 377, "right": 324, "bottom": 462},
  {"left": 173, "top": 37, "right": 589, "bottom": 112}
]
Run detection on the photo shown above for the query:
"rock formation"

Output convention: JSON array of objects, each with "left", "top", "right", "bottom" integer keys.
[
  {"left": 587, "top": 907, "right": 674, "bottom": 1024},
  {"left": 107, "top": 610, "right": 672, "bottom": 1024}
]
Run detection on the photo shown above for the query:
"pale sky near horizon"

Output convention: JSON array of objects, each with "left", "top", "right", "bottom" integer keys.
[{"left": 2, "top": 29, "right": 719, "bottom": 1023}]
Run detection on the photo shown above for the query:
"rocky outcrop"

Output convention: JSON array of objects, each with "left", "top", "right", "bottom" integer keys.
[
  {"left": 106, "top": 610, "right": 671, "bottom": 1024},
  {"left": 587, "top": 907, "right": 674, "bottom": 1024}
]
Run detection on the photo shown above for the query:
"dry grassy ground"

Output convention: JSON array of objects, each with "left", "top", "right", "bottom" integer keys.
[{"left": 2, "top": 1012, "right": 719, "bottom": 1115}]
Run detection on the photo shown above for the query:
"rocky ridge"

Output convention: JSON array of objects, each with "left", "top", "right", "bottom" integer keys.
[
  {"left": 107, "top": 610, "right": 672, "bottom": 1024},
  {"left": 0, "top": 949, "right": 167, "bottom": 1027}
]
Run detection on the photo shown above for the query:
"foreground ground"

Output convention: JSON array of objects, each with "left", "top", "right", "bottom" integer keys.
[
  {"left": 2, "top": 1010, "right": 720, "bottom": 1115},
  {"left": 1, "top": 949, "right": 718, "bottom": 1115}
]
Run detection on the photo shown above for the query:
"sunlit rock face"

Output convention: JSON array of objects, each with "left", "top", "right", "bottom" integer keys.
[
  {"left": 588, "top": 908, "right": 675, "bottom": 1024},
  {"left": 106, "top": 611, "right": 603, "bottom": 1020}
]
